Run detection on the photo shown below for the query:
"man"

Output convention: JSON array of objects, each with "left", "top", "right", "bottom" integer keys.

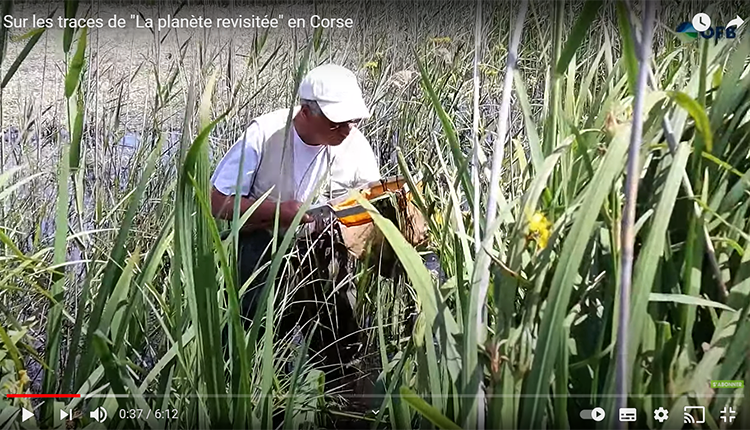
[{"left": 210, "top": 63, "right": 381, "bottom": 317}]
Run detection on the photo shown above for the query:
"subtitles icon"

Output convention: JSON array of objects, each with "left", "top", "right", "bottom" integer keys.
[{"left": 619, "top": 407, "right": 637, "bottom": 422}]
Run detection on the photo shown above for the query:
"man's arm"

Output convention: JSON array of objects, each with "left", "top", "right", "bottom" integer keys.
[
  {"left": 210, "top": 187, "right": 312, "bottom": 228},
  {"left": 211, "top": 187, "right": 272, "bottom": 224},
  {"left": 210, "top": 123, "right": 296, "bottom": 228}
]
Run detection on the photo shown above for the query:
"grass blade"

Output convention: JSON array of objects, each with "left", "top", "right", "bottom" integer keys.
[
  {"left": 669, "top": 91, "right": 713, "bottom": 152},
  {"left": 62, "top": 0, "right": 79, "bottom": 54},
  {"left": 64, "top": 27, "right": 87, "bottom": 98},
  {"left": 513, "top": 70, "right": 543, "bottom": 172},
  {"left": 649, "top": 292, "right": 736, "bottom": 312},
  {"left": 616, "top": 1, "right": 638, "bottom": 94},
  {"left": 555, "top": 0, "right": 603, "bottom": 75},
  {"left": 69, "top": 91, "right": 84, "bottom": 170},
  {"left": 1, "top": 24, "right": 48, "bottom": 89},
  {"left": 0, "top": 1, "right": 13, "bottom": 71},
  {"left": 41, "top": 145, "right": 70, "bottom": 424},
  {"left": 400, "top": 386, "right": 462, "bottom": 430},
  {"left": 416, "top": 55, "right": 474, "bottom": 210}
]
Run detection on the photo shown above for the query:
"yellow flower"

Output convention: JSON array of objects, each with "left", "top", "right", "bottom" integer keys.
[
  {"left": 527, "top": 212, "right": 552, "bottom": 250},
  {"left": 364, "top": 61, "right": 378, "bottom": 70},
  {"left": 432, "top": 211, "right": 443, "bottom": 227},
  {"left": 18, "top": 370, "right": 30, "bottom": 387},
  {"left": 479, "top": 63, "right": 498, "bottom": 77}
]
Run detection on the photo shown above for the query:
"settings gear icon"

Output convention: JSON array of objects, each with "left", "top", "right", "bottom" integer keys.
[{"left": 654, "top": 407, "right": 669, "bottom": 423}]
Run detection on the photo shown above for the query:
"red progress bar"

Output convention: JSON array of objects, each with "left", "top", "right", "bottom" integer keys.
[{"left": 6, "top": 394, "right": 80, "bottom": 398}]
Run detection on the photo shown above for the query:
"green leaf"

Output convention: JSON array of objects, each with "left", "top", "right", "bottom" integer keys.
[
  {"left": 616, "top": 1, "right": 638, "bottom": 94},
  {"left": 679, "top": 208, "right": 704, "bottom": 353},
  {"left": 91, "top": 332, "right": 128, "bottom": 400},
  {"left": 1, "top": 26, "right": 47, "bottom": 89},
  {"left": 138, "top": 327, "right": 195, "bottom": 392},
  {"left": 706, "top": 241, "right": 750, "bottom": 414},
  {"left": 0, "top": 324, "right": 23, "bottom": 372},
  {"left": 513, "top": 70, "right": 543, "bottom": 172},
  {"left": 69, "top": 91, "right": 84, "bottom": 170},
  {"left": 649, "top": 293, "right": 735, "bottom": 312},
  {"left": 400, "top": 386, "right": 462, "bottom": 430},
  {"left": 62, "top": 0, "right": 79, "bottom": 54},
  {"left": 176, "top": 113, "right": 230, "bottom": 425},
  {"left": 41, "top": 145, "right": 70, "bottom": 423},
  {"left": 0, "top": 1, "right": 14, "bottom": 71},
  {"left": 669, "top": 91, "right": 713, "bottom": 152},
  {"left": 187, "top": 172, "right": 250, "bottom": 427},
  {"left": 282, "top": 324, "right": 315, "bottom": 427},
  {"left": 416, "top": 53, "right": 474, "bottom": 210},
  {"left": 556, "top": 0, "right": 602, "bottom": 75},
  {"left": 718, "top": 169, "right": 750, "bottom": 214},
  {"left": 709, "top": 34, "right": 750, "bottom": 138},
  {"left": 100, "top": 249, "right": 139, "bottom": 341},
  {"left": 64, "top": 27, "right": 87, "bottom": 98}
]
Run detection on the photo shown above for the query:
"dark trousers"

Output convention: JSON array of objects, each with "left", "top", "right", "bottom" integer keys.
[
  {"left": 237, "top": 229, "right": 274, "bottom": 323},
  {"left": 236, "top": 229, "right": 312, "bottom": 342},
  {"left": 236, "top": 228, "right": 361, "bottom": 391}
]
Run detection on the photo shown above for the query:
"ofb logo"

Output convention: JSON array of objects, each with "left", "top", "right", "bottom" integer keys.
[{"left": 676, "top": 14, "right": 743, "bottom": 41}]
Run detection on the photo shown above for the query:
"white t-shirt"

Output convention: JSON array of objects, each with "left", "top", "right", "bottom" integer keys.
[{"left": 211, "top": 115, "right": 380, "bottom": 205}]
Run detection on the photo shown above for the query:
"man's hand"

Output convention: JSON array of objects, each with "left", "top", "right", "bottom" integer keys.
[{"left": 279, "top": 200, "right": 313, "bottom": 226}]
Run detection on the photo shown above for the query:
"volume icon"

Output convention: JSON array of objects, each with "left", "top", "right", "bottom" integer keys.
[{"left": 89, "top": 407, "right": 108, "bottom": 423}]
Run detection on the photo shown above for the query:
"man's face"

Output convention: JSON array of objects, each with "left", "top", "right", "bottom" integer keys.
[{"left": 302, "top": 105, "right": 360, "bottom": 146}]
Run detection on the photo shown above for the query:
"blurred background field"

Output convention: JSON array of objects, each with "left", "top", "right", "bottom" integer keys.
[{"left": 1, "top": 0, "right": 749, "bottom": 429}]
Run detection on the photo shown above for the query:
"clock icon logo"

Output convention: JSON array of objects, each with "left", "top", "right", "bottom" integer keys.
[{"left": 692, "top": 13, "right": 711, "bottom": 32}]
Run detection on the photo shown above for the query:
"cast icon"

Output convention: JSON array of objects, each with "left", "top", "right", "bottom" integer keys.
[{"left": 683, "top": 406, "right": 705, "bottom": 424}]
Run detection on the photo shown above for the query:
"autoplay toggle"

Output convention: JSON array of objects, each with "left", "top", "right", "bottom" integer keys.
[{"left": 580, "top": 407, "right": 606, "bottom": 422}]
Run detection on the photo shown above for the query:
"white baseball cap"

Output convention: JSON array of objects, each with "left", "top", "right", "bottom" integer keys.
[{"left": 299, "top": 64, "right": 371, "bottom": 123}]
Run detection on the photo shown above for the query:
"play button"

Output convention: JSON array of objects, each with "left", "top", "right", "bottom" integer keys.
[
  {"left": 21, "top": 408, "right": 33, "bottom": 422},
  {"left": 591, "top": 407, "right": 606, "bottom": 422}
]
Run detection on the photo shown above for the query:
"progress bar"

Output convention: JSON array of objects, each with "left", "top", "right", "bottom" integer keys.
[{"left": 6, "top": 394, "right": 81, "bottom": 398}]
